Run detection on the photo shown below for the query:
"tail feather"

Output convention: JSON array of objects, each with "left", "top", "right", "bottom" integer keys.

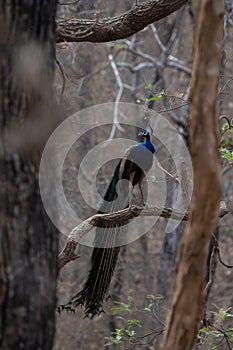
[
  {"left": 66, "top": 246, "right": 120, "bottom": 317},
  {"left": 60, "top": 160, "right": 125, "bottom": 317}
]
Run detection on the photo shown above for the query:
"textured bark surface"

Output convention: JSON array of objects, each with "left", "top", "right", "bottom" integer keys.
[
  {"left": 163, "top": 0, "right": 224, "bottom": 349},
  {"left": 59, "top": 202, "right": 227, "bottom": 269},
  {"left": 0, "top": 1, "right": 58, "bottom": 349},
  {"left": 56, "top": 0, "right": 188, "bottom": 43}
]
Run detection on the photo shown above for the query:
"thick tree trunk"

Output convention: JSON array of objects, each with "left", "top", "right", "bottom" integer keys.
[
  {"left": 163, "top": 0, "right": 224, "bottom": 349},
  {"left": 0, "top": 2, "right": 58, "bottom": 349}
]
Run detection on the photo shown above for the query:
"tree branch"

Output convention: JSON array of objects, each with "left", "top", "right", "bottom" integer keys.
[
  {"left": 59, "top": 201, "right": 228, "bottom": 269},
  {"left": 56, "top": 0, "right": 189, "bottom": 43}
]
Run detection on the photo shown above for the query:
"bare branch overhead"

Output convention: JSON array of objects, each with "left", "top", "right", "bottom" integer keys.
[{"left": 56, "top": 0, "right": 189, "bottom": 43}]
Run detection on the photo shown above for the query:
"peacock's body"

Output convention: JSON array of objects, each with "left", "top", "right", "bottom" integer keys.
[{"left": 62, "top": 129, "right": 155, "bottom": 317}]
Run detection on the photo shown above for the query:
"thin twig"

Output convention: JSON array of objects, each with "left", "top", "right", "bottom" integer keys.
[
  {"left": 211, "top": 324, "right": 233, "bottom": 350},
  {"left": 159, "top": 103, "right": 188, "bottom": 113},
  {"left": 128, "top": 330, "right": 164, "bottom": 345},
  {"left": 212, "top": 234, "right": 233, "bottom": 268},
  {"left": 58, "top": 0, "right": 80, "bottom": 5},
  {"left": 219, "top": 76, "right": 233, "bottom": 93},
  {"left": 219, "top": 114, "right": 233, "bottom": 136},
  {"left": 181, "top": 161, "right": 189, "bottom": 209},
  {"left": 203, "top": 240, "right": 218, "bottom": 324},
  {"left": 157, "top": 161, "right": 180, "bottom": 182},
  {"left": 150, "top": 23, "right": 166, "bottom": 51},
  {"left": 107, "top": 54, "right": 125, "bottom": 140},
  {"left": 55, "top": 57, "right": 66, "bottom": 103}
]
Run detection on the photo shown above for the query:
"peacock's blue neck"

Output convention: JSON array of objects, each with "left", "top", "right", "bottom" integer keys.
[{"left": 141, "top": 137, "right": 155, "bottom": 154}]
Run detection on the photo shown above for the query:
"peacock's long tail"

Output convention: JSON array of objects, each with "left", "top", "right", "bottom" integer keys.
[
  {"left": 61, "top": 161, "right": 126, "bottom": 317},
  {"left": 67, "top": 245, "right": 121, "bottom": 317}
]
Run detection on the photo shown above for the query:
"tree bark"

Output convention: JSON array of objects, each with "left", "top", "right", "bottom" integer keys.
[
  {"left": 0, "top": 1, "right": 58, "bottom": 349},
  {"left": 163, "top": 0, "right": 224, "bottom": 349},
  {"left": 56, "top": 0, "right": 189, "bottom": 43},
  {"left": 58, "top": 202, "right": 227, "bottom": 269}
]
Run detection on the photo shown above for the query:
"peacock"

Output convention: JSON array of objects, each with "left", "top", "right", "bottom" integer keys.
[{"left": 61, "top": 129, "right": 155, "bottom": 317}]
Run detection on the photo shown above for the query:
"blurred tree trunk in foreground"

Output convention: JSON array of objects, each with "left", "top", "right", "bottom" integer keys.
[
  {"left": 0, "top": 2, "right": 59, "bottom": 349},
  {"left": 163, "top": 0, "right": 224, "bottom": 349}
]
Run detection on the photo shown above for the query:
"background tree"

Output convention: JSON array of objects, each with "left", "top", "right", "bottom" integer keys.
[
  {"left": 164, "top": 0, "right": 224, "bottom": 348},
  {"left": 0, "top": 2, "right": 59, "bottom": 349}
]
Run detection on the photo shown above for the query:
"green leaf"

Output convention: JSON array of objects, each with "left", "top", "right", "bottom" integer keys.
[
  {"left": 114, "top": 329, "right": 122, "bottom": 336},
  {"left": 199, "top": 327, "right": 210, "bottom": 336},
  {"left": 143, "top": 303, "right": 153, "bottom": 312},
  {"left": 111, "top": 297, "right": 134, "bottom": 315},
  {"left": 128, "top": 318, "right": 141, "bottom": 327},
  {"left": 212, "top": 304, "right": 233, "bottom": 320},
  {"left": 147, "top": 83, "right": 153, "bottom": 90},
  {"left": 146, "top": 293, "right": 164, "bottom": 300},
  {"left": 114, "top": 336, "right": 122, "bottom": 344},
  {"left": 125, "top": 329, "right": 136, "bottom": 337},
  {"left": 111, "top": 307, "right": 125, "bottom": 316},
  {"left": 104, "top": 335, "right": 122, "bottom": 346},
  {"left": 221, "top": 122, "right": 230, "bottom": 131},
  {"left": 146, "top": 94, "right": 163, "bottom": 102},
  {"left": 220, "top": 148, "right": 233, "bottom": 162}
]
